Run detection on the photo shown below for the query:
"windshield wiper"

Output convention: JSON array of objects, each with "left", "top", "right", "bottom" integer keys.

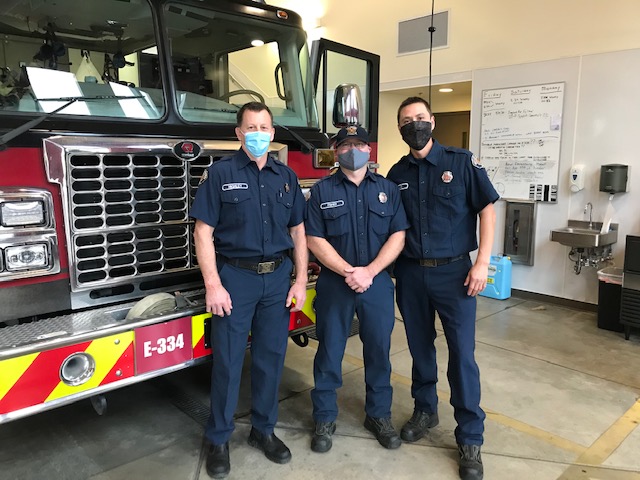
[
  {"left": 275, "top": 122, "right": 315, "bottom": 154},
  {"left": 187, "top": 106, "right": 239, "bottom": 114},
  {"left": 0, "top": 95, "right": 144, "bottom": 150}
]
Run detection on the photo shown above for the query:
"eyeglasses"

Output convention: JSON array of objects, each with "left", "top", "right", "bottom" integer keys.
[{"left": 336, "top": 142, "right": 367, "bottom": 151}]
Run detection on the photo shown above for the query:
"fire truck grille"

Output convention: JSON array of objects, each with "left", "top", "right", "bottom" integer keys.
[{"left": 67, "top": 152, "right": 225, "bottom": 288}]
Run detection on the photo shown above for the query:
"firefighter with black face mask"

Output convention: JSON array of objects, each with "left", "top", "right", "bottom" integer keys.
[
  {"left": 387, "top": 97, "right": 499, "bottom": 480},
  {"left": 305, "top": 126, "right": 409, "bottom": 454}
]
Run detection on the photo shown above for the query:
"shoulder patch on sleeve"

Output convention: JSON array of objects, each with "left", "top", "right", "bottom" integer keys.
[{"left": 471, "top": 154, "right": 484, "bottom": 169}]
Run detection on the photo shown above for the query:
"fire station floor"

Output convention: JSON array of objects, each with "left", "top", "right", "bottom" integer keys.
[{"left": 2, "top": 295, "right": 640, "bottom": 480}]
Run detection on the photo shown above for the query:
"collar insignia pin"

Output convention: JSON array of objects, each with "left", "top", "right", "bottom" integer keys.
[{"left": 284, "top": 183, "right": 290, "bottom": 193}]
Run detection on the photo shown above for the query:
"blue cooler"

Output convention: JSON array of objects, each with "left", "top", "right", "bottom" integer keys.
[{"left": 479, "top": 256, "right": 512, "bottom": 300}]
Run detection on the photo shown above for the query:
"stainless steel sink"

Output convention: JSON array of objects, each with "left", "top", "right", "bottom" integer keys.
[{"left": 550, "top": 220, "right": 618, "bottom": 248}]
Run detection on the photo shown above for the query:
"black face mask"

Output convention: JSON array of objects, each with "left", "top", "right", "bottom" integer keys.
[{"left": 400, "top": 121, "right": 432, "bottom": 151}]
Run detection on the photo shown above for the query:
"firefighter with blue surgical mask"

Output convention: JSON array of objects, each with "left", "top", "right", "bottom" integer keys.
[
  {"left": 304, "top": 126, "right": 409, "bottom": 453},
  {"left": 191, "top": 102, "right": 308, "bottom": 479}
]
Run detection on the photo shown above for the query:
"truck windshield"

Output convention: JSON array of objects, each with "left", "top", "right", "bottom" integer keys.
[
  {"left": 0, "top": 0, "right": 164, "bottom": 120},
  {"left": 163, "top": 2, "right": 318, "bottom": 128},
  {"left": 0, "top": 0, "right": 318, "bottom": 128}
]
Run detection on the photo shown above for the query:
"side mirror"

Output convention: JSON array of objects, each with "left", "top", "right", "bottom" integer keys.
[{"left": 332, "top": 83, "right": 361, "bottom": 127}]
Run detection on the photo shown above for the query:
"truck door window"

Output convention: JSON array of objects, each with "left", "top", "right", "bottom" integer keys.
[{"left": 315, "top": 51, "right": 369, "bottom": 136}]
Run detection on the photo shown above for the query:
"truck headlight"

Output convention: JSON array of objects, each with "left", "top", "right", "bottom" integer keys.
[
  {"left": 0, "top": 201, "right": 46, "bottom": 227},
  {"left": 5, "top": 244, "right": 49, "bottom": 271}
]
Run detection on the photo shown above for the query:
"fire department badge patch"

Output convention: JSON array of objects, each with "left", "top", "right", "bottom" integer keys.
[
  {"left": 198, "top": 169, "right": 208, "bottom": 185},
  {"left": 378, "top": 192, "right": 387, "bottom": 203},
  {"left": 471, "top": 154, "right": 484, "bottom": 169},
  {"left": 441, "top": 171, "right": 453, "bottom": 183}
]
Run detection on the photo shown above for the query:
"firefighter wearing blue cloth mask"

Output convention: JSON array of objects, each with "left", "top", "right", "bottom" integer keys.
[
  {"left": 304, "top": 125, "right": 409, "bottom": 453},
  {"left": 191, "top": 102, "right": 308, "bottom": 479}
]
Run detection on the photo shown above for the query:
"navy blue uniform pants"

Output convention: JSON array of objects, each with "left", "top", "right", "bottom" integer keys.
[
  {"left": 204, "top": 257, "right": 292, "bottom": 445},
  {"left": 394, "top": 255, "right": 485, "bottom": 445},
  {"left": 311, "top": 269, "right": 395, "bottom": 422}
]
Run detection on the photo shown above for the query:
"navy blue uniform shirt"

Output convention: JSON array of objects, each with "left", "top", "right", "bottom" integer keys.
[
  {"left": 305, "top": 168, "right": 409, "bottom": 267},
  {"left": 190, "top": 148, "right": 305, "bottom": 259},
  {"left": 387, "top": 140, "right": 499, "bottom": 259}
]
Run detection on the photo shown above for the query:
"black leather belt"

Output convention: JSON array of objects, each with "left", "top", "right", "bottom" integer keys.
[
  {"left": 220, "top": 255, "right": 285, "bottom": 274},
  {"left": 417, "top": 254, "right": 466, "bottom": 268}
]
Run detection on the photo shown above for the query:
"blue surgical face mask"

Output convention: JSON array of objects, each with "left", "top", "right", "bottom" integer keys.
[
  {"left": 337, "top": 148, "right": 369, "bottom": 171},
  {"left": 242, "top": 130, "right": 271, "bottom": 158}
]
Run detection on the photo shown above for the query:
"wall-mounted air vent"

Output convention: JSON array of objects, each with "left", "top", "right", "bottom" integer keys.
[{"left": 398, "top": 11, "right": 449, "bottom": 55}]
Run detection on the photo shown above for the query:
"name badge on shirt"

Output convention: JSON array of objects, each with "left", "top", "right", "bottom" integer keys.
[
  {"left": 398, "top": 183, "right": 409, "bottom": 191},
  {"left": 221, "top": 183, "right": 249, "bottom": 191},
  {"left": 320, "top": 200, "right": 345, "bottom": 209}
]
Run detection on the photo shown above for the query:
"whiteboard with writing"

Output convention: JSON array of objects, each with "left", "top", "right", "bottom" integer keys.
[{"left": 479, "top": 82, "right": 564, "bottom": 202}]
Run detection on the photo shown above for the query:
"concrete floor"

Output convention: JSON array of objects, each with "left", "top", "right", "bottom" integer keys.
[{"left": 2, "top": 295, "right": 640, "bottom": 480}]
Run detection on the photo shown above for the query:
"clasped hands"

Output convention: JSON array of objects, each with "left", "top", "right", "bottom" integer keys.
[{"left": 344, "top": 265, "right": 374, "bottom": 294}]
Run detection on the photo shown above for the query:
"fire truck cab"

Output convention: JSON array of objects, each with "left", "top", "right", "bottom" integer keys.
[{"left": 0, "top": 0, "right": 379, "bottom": 423}]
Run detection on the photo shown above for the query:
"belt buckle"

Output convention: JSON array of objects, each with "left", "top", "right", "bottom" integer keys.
[
  {"left": 256, "top": 261, "right": 275, "bottom": 274},
  {"left": 419, "top": 258, "right": 437, "bottom": 267}
]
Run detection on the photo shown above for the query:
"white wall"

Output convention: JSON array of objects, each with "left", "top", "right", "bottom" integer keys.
[{"left": 469, "top": 49, "right": 640, "bottom": 304}]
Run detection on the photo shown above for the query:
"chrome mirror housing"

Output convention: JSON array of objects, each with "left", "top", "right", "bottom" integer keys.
[{"left": 332, "top": 83, "right": 362, "bottom": 127}]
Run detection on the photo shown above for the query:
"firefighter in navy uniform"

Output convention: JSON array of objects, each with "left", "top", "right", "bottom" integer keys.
[
  {"left": 387, "top": 97, "right": 499, "bottom": 480},
  {"left": 305, "top": 126, "right": 409, "bottom": 453},
  {"left": 191, "top": 102, "right": 308, "bottom": 479}
]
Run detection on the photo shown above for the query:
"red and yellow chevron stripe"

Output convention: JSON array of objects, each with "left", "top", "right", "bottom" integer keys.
[
  {"left": 192, "top": 313, "right": 212, "bottom": 359},
  {"left": 290, "top": 287, "right": 316, "bottom": 330},
  {"left": 0, "top": 332, "right": 134, "bottom": 415}
]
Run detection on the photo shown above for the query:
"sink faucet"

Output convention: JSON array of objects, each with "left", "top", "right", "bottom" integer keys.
[{"left": 584, "top": 202, "right": 593, "bottom": 229}]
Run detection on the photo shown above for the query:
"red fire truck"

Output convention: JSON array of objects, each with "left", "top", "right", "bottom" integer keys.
[{"left": 0, "top": 0, "right": 379, "bottom": 423}]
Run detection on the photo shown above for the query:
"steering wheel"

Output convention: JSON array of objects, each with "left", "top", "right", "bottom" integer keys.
[{"left": 218, "top": 89, "right": 265, "bottom": 103}]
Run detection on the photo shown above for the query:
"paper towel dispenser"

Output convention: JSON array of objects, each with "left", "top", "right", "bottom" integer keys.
[{"left": 599, "top": 164, "right": 628, "bottom": 193}]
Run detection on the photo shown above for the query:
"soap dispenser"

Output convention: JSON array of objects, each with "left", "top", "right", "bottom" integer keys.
[{"left": 570, "top": 164, "right": 585, "bottom": 193}]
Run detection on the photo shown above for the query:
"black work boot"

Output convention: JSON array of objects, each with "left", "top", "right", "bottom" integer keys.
[
  {"left": 311, "top": 421, "right": 337, "bottom": 453},
  {"left": 363, "top": 416, "right": 402, "bottom": 449},
  {"left": 400, "top": 409, "right": 439, "bottom": 442},
  {"left": 458, "top": 444, "right": 483, "bottom": 480},
  {"left": 205, "top": 442, "right": 230, "bottom": 479},
  {"left": 247, "top": 427, "right": 292, "bottom": 464}
]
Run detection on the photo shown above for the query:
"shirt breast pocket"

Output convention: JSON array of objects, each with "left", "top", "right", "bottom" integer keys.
[
  {"left": 321, "top": 206, "right": 349, "bottom": 237},
  {"left": 432, "top": 185, "right": 465, "bottom": 218},
  {"left": 221, "top": 189, "right": 252, "bottom": 223},
  {"left": 275, "top": 191, "right": 294, "bottom": 226},
  {"left": 369, "top": 203, "right": 393, "bottom": 236}
]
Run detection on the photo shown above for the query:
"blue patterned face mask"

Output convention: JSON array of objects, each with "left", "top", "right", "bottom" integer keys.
[
  {"left": 337, "top": 148, "right": 369, "bottom": 171},
  {"left": 242, "top": 130, "right": 271, "bottom": 157}
]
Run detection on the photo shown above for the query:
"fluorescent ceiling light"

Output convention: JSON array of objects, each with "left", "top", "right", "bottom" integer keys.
[{"left": 251, "top": 39, "right": 265, "bottom": 47}]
